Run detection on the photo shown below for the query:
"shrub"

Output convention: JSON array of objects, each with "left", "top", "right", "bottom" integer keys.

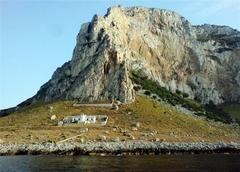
[
  {"left": 125, "top": 108, "right": 133, "bottom": 113},
  {"left": 144, "top": 90, "right": 151, "bottom": 95},
  {"left": 196, "top": 34, "right": 210, "bottom": 42},
  {"left": 176, "top": 89, "right": 181, "bottom": 95},
  {"left": 133, "top": 85, "right": 141, "bottom": 91},
  {"left": 182, "top": 92, "right": 189, "bottom": 98}
]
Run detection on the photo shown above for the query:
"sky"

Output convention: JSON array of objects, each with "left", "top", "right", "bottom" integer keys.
[{"left": 0, "top": 0, "right": 240, "bottom": 109}]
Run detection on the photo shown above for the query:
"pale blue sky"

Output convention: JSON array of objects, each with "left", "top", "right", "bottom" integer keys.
[{"left": 0, "top": 0, "right": 240, "bottom": 109}]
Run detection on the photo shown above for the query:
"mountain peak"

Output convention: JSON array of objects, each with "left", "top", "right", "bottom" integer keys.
[{"left": 18, "top": 6, "right": 240, "bottom": 107}]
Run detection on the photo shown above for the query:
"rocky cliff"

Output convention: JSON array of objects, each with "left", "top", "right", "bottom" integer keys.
[{"left": 26, "top": 6, "right": 240, "bottom": 105}]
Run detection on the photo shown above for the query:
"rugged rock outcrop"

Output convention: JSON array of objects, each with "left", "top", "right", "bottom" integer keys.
[{"left": 24, "top": 6, "right": 240, "bottom": 105}]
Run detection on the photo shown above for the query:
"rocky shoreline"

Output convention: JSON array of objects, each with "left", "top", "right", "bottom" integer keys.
[{"left": 1, "top": 141, "right": 240, "bottom": 156}]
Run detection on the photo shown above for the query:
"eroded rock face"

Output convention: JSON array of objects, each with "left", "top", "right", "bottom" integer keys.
[{"left": 29, "top": 6, "right": 240, "bottom": 105}]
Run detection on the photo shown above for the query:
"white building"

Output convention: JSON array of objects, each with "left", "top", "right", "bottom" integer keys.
[
  {"left": 83, "top": 115, "right": 96, "bottom": 124},
  {"left": 60, "top": 113, "right": 107, "bottom": 126}
]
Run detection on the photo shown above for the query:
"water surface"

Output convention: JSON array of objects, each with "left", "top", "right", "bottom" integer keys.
[{"left": 0, "top": 154, "right": 240, "bottom": 171}]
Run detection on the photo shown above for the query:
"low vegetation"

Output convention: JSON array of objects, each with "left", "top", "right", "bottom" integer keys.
[
  {"left": 196, "top": 34, "right": 210, "bottom": 42},
  {"left": 130, "top": 70, "right": 233, "bottom": 124},
  {"left": 222, "top": 104, "right": 240, "bottom": 125},
  {"left": 0, "top": 96, "right": 239, "bottom": 144}
]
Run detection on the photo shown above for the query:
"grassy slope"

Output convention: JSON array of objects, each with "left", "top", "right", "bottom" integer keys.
[
  {"left": 0, "top": 96, "right": 239, "bottom": 144},
  {"left": 223, "top": 104, "right": 240, "bottom": 120}
]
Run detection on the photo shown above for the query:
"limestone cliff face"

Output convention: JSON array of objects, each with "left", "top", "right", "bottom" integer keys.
[{"left": 30, "top": 6, "right": 240, "bottom": 105}]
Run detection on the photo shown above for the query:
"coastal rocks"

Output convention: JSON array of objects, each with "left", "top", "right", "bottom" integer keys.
[
  {"left": 130, "top": 135, "right": 135, "bottom": 140},
  {"left": 80, "top": 128, "right": 89, "bottom": 133},
  {"left": 131, "top": 127, "right": 138, "bottom": 131},
  {"left": 58, "top": 121, "right": 64, "bottom": 126},
  {"left": 99, "top": 135, "right": 107, "bottom": 141},
  {"left": 112, "top": 137, "right": 120, "bottom": 142},
  {"left": 104, "top": 131, "right": 110, "bottom": 134},
  {"left": 132, "top": 122, "right": 140, "bottom": 128},
  {"left": 112, "top": 127, "right": 117, "bottom": 132},
  {"left": 1, "top": 141, "right": 240, "bottom": 156},
  {"left": 10, "top": 6, "right": 239, "bottom": 110},
  {"left": 111, "top": 103, "right": 119, "bottom": 110},
  {"left": 48, "top": 106, "right": 53, "bottom": 113},
  {"left": 50, "top": 115, "right": 57, "bottom": 120},
  {"left": 120, "top": 128, "right": 128, "bottom": 133},
  {"left": 80, "top": 138, "right": 85, "bottom": 143}
]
